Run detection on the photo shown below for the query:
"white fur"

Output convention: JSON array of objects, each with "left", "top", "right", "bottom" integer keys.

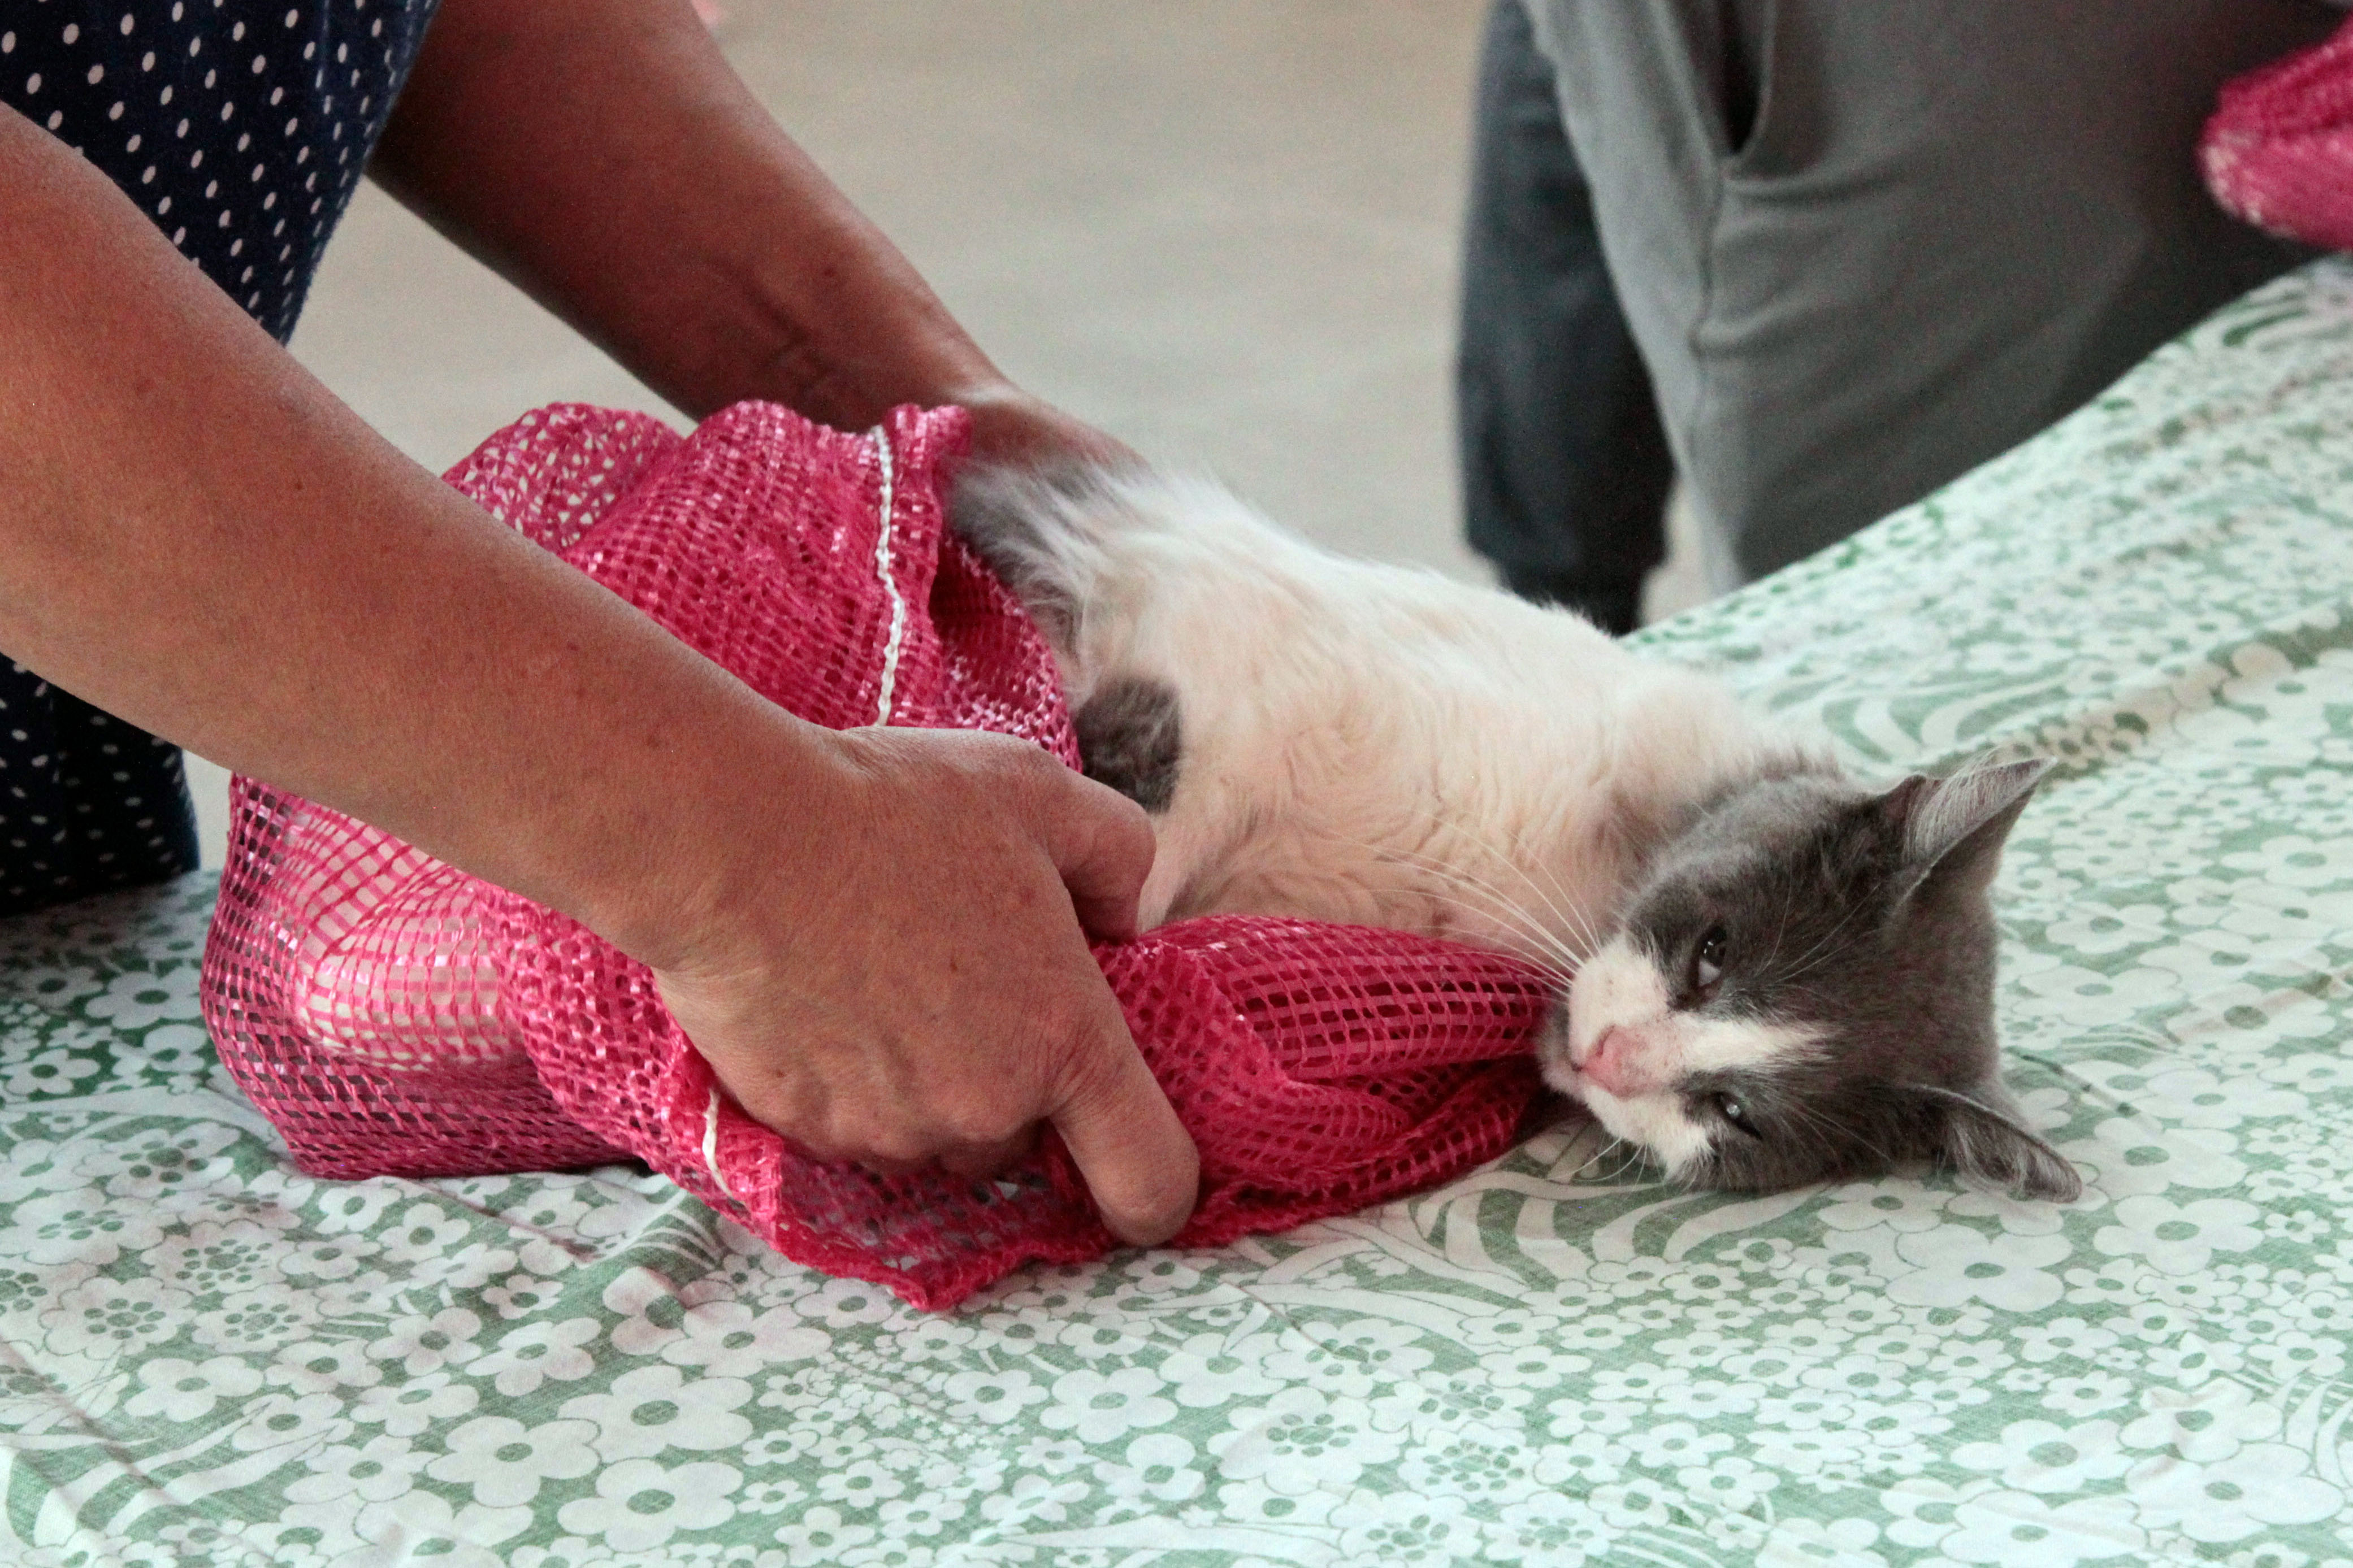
[{"left": 1018, "top": 472, "right": 1787, "bottom": 969}]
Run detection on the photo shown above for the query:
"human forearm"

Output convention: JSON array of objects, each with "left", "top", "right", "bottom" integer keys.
[
  {"left": 2, "top": 85, "right": 1196, "bottom": 1241},
  {"left": 0, "top": 102, "right": 817, "bottom": 965}
]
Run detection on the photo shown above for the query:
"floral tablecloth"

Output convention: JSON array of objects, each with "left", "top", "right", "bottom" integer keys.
[{"left": 10, "top": 260, "right": 2353, "bottom": 1566}]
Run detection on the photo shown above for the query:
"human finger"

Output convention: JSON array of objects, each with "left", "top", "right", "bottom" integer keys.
[
  {"left": 1028, "top": 765, "right": 1157, "bottom": 942},
  {"left": 1048, "top": 1006, "right": 1199, "bottom": 1246}
]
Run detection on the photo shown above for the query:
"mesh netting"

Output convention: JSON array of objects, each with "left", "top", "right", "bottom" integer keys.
[
  {"left": 200, "top": 400, "right": 1551, "bottom": 1309},
  {"left": 2203, "top": 14, "right": 2353, "bottom": 250}
]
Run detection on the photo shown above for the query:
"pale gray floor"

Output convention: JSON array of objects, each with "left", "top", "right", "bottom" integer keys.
[{"left": 184, "top": 0, "right": 1704, "bottom": 865}]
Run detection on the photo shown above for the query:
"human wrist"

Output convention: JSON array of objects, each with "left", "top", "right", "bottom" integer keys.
[
  {"left": 695, "top": 210, "right": 1007, "bottom": 429},
  {"left": 557, "top": 705, "right": 860, "bottom": 979}
]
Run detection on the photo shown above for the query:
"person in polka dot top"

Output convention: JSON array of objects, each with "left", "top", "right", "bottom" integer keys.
[{"left": 0, "top": 1, "right": 1199, "bottom": 1245}]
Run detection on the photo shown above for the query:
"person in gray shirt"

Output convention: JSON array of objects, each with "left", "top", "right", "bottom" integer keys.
[{"left": 1461, "top": 0, "right": 2334, "bottom": 630}]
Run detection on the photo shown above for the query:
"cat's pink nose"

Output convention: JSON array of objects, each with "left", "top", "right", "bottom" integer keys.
[{"left": 1579, "top": 1025, "right": 1646, "bottom": 1098}]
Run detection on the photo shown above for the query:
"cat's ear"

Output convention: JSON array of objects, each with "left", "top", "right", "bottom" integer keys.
[
  {"left": 1914, "top": 1081, "right": 2081, "bottom": 1202},
  {"left": 1879, "top": 758, "right": 2052, "bottom": 899}
]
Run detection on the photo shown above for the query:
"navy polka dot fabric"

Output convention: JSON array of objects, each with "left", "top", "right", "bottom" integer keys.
[
  {"left": 0, "top": 673, "right": 198, "bottom": 915},
  {"left": 0, "top": 0, "right": 437, "bottom": 915}
]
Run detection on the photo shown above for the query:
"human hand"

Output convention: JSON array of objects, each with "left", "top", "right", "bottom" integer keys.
[{"left": 648, "top": 724, "right": 1199, "bottom": 1246}]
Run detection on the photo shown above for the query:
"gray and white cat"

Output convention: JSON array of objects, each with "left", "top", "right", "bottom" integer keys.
[{"left": 953, "top": 464, "right": 2081, "bottom": 1202}]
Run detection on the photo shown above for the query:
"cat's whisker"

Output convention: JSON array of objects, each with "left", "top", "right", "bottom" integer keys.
[
  {"left": 1381, "top": 800, "right": 1609, "bottom": 954},
  {"left": 1416, "top": 896, "right": 1577, "bottom": 983},
  {"left": 1422, "top": 868, "right": 1585, "bottom": 971},
  {"left": 1526, "top": 857, "right": 1609, "bottom": 958},
  {"left": 1494, "top": 846, "right": 1609, "bottom": 964},
  {"left": 1349, "top": 838, "right": 1566, "bottom": 952},
  {"left": 1774, "top": 888, "right": 1872, "bottom": 986},
  {"left": 1575, "top": 1131, "right": 1643, "bottom": 1184},
  {"left": 1448, "top": 820, "right": 1597, "bottom": 952},
  {"left": 1783, "top": 1096, "right": 1890, "bottom": 1179},
  {"left": 1761, "top": 878, "right": 1796, "bottom": 978},
  {"left": 1306, "top": 823, "right": 1587, "bottom": 976},
  {"left": 1406, "top": 883, "right": 1580, "bottom": 983}
]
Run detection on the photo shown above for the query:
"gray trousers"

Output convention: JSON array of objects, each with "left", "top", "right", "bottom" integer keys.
[{"left": 1461, "top": 0, "right": 2333, "bottom": 605}]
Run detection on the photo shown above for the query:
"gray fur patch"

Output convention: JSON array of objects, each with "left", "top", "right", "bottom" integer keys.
[{"left": 1074, "top": 677, "right": 1183, "bottom": 813}]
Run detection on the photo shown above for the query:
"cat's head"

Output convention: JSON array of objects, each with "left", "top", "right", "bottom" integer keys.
[{"left": 1540, "top": 758, "right": 2079, "bottom": 1201}]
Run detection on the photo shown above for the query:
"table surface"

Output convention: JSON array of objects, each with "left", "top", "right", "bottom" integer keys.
[{"left": 6, "top": 260, "right": 2353, "bottom": 1566}]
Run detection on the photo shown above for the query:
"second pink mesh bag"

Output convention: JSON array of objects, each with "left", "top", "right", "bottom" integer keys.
[
  {"left": 2203, "top": 14, "right": 2353, "bottom": 250},
  {"left": 200, "top": 401, "right": 1550, "bottom": 1310}
]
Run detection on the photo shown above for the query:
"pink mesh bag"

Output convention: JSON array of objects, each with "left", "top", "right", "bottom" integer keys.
[
  {"left": 200, "top": 401, "right": 1549, "bottom": 1310},
  {"left": 2203, "top": 14, "right": 2353, "bottom": 250}
]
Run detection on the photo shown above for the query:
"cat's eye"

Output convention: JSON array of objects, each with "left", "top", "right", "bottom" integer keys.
[
  {"left": 1715, "top": 1092, "right": 1762, "bottom": 1137},
  {"left": 1691, "top": 926, "right": 1727, "bottom": 996}
]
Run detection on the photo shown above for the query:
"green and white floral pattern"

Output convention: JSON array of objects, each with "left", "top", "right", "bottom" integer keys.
[{"left": 10, "top": 260, "right": 2353, "bottom": 1565}]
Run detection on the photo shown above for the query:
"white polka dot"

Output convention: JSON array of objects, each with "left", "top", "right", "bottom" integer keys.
[
  {"left": 232, "top": 19, "right": 245, "bottom": 40},
  {"left": 1, "top": 32, "right": 14, "bottom": 54},
  {"left": 251, "top": 53, "right": 265, "bottom": 72},
  {"left": 285, "top": 6, "right": 299, "bottom": 21},
  {"left": 140, "top": 164, "right": 154, "bottom": 183},
  {"left": 140, "top": 49, "right": 154, "bottom": 70},
  {"left": 107, "top": 101, "right": 124, "bottom": 120},
  {"left": 86, "top": 63, "right": 105, "bottom": 85},
  {"left": 127, "top": 132, "right": 141, "bottom": 151},
  {"left": 24, "top": 72, "right": 40, "bottom": 94},
  {"left": 61, "top": 23, "right": 79, "bottom": 44},
  {"left": 44, "top": 110, "right": 59, "bottom": 129},
  {"left": 220, "top": 101, "right": 233, "bottom": 119},
  {"left": 120, "top": 12, "right": 135, "bottom": 34}
]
